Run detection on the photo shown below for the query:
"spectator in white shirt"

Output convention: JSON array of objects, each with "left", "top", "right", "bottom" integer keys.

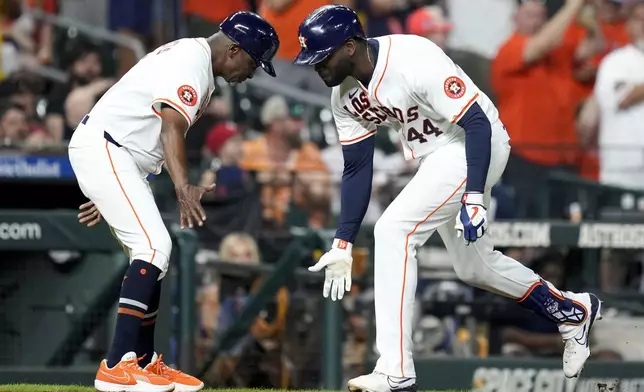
[{"left": 586, "top": 2, "right": 644, "bottom": 190}]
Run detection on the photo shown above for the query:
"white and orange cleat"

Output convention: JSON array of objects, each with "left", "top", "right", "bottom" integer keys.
[
  {"left": 145, "top": 352, "right": 204, "bottom": 392},
  {"left": 95, "top": 351, "right": 174, "bottom": 392}
]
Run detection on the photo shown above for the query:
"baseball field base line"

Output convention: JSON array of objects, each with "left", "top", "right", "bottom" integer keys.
[{"left": 0, "top": 386, "right": 466, "bottom": 392}]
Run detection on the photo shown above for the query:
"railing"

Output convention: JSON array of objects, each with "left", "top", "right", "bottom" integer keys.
[
  {"left": 27, "top": 8, "right": 147, "bottom": 59},
  {"left": 22, "top": 8, "right": 148, "bottom": 84},
  {"left": 243, "top": 77, "right": 330, "bottom": 108},
  {"left": 24, "top": 7, "right": 331, "bottom": 110}
]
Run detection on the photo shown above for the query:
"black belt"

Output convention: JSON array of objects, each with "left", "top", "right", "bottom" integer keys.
[
  {"left": 82, "top": 114, "right": 122, "bottom": 148},
  {"left": 104, "top": 131, "right": 122, "bottom": 148}
]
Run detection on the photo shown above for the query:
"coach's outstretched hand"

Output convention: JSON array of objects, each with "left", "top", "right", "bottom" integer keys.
[
  {"left": 309, "top": 246, "right": 353, "bottom": 301},
  {"left": 78, "top": 201, "right": 102, "bottom": 227},
  {"left": 455, "top": 192, "right": 488, "bottom": 245},
  {"left": 176, "top": 183, "right": 215, "bottom": 229}
]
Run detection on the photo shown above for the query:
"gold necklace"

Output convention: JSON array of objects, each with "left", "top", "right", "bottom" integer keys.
[{"left": 367, "top": 43, "right": 374, "bottom": 66}]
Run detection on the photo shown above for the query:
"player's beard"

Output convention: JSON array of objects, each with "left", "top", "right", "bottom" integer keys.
[{"left": 327, "top": 58, "right": 352, "bottom": 87}]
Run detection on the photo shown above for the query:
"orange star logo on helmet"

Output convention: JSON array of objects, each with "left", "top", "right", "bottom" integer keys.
[{"left": 298, "top": 35, "right": 307, "bottom": 49}]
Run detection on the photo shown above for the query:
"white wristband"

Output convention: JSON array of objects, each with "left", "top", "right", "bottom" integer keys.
[
  {"left": 462, "top": 192, "right": 484, "bottom": 205},
  {"left": 332, "top": 238, "right": 353, "bottom": 252}
]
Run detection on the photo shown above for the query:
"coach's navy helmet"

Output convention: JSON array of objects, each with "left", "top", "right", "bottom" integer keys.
[
  {"left": 293, "top": 5, "right": 365, "bottom": 66},
  {"left": 220, "top": 11, "right": 280, "bottom": 77}
]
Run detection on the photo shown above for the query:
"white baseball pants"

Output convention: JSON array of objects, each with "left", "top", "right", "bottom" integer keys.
[
  {"left": 68, "top": 122, "right": 171, "bottom": 277},
  {"left": 373, "top": 138, "right": 542, "bottom": 378}
]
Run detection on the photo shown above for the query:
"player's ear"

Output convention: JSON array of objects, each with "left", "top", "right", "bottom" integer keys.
[
  {"left": 345, "top": 39, "right": 357, "bottom": 57},
  {"left": 228, "top": 44, "right": 241, "bottom": 59}
]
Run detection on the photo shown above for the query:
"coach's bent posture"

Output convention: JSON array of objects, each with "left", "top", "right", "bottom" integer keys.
[
  {"left": 295, "top": 6, "right": 602, "bottom": 392},
  {"left": 69, "top": 11, "right": 279, "bottom": 392}
]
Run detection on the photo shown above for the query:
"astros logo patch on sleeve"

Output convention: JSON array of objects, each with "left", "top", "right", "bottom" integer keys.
[
  {"left": 444, "top": 76, "right": 466, "bottom": 99},
  {"left": 178, "top": 85, "right": 198, "bottom": 106}
]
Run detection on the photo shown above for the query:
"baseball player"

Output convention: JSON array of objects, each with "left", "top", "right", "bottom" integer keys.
[
  {"left": 295, "top": 6, "right": 602, "bottom": 392},
  {"left": 68, "top": 11, "right": 279, "bottom": 392}
]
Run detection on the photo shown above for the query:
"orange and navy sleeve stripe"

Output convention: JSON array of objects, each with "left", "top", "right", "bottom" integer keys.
[
  {"left": 151, "top": 98, "right": 193, "bottom": 127},
  {"left": 339, "top": 129, "right": 377, "bottom": 145},
  {"left": 451, "top": 93, "right": 480, "bottom": 123}
]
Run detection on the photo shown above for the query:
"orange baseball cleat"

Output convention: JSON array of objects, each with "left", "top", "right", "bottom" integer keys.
[
  {"left": 95, "top": 351, "right": 175, "bottom": 392},
  {"left": 145, "top": 352, "right": 204, "bottom": 392}
]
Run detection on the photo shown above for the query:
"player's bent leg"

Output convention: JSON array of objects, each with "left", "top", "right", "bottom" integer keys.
[
  {"left": 369, "top": 144, "right": 467, "bottom": 384},
  {"left": 70, "top": 139, "right": 173, "bottom": 275},
  {"left": 145, "top": 352, "right": 204, "bottom": 392},
  {"left": 70, "top": 141, "right": 180, "bottom": 388},
  {"left": 438, "top": 222, "right": 538, "bottom": 297},
  {"left": 439, "top": 222, "right": 602, "bottom": 378}
]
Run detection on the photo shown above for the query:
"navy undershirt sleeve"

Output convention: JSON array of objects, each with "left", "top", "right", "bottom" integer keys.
[
  {"left": 457, "top": 102, "right": 491, "bottom": 194},
  {"left": 335, "top": 136, "right": 375, "bottom": 243}
]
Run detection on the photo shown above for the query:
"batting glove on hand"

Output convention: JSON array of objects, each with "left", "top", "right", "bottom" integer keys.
[
  {"left": 308, "top": 239, "right": 353, "bottom": 301},
  {"left": 455, "top": 192, "right": 488, "bottom": 245}
]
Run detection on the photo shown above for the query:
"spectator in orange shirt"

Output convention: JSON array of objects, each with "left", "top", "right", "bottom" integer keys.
[
  {"left": 492, "top": 0, "right": 592, "bottom": 218},
  {"left": 259, "top": 0, "right": 333, "bottom": 95},
  {"left": 240, "top": 94, "right": 330, "bottom": 228},
  {"left": 183, "top": 0, "right": 251, "bottom": 38}
]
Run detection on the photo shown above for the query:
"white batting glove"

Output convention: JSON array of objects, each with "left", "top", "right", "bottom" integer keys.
[
  {"left": 308, "top": 239, "right": 353, "bottom": 301},
  {"left": 455, "top": 192, "right": 488, "bottom": 245}
]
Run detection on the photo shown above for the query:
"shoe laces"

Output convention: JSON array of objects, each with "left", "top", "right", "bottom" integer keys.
[{"left": 150, "top": 354, "right": 180, "bottom": 377}]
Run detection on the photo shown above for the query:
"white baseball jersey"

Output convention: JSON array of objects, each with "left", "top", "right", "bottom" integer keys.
[
  {"left": 331, "top": 34, "right": 508, "bottom": 159},
  {"left": 86, "top": 38, "right": 215, "bottom": 174},
  {"left": 594, "top": 44, "right": 644, "bottom": 190}
]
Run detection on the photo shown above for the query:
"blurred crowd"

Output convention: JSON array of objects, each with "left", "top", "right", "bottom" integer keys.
[{"left": 1, "top": 0, "right": 644, "bottom": 387}]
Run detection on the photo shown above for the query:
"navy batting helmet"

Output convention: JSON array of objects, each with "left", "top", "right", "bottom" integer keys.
[
  {"left": 220, "top": 11, "right": 280, "bottom": 77},
  {"left": 293, "top": 5, "right": 365, "bottom": 66}
]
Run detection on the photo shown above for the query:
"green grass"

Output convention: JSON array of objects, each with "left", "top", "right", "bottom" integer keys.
[
  {"left": 0, "top": 387, "right": 324, "bottom": 392},
  {"left": 0, "top": 386, "right": 463, "bottom": 392}
]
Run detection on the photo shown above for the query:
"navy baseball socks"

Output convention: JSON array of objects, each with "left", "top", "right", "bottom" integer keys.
[
  {"left": 518, "top": 280, "right": 588, "bottom": 325},
  {"left": 517, "top": 279, "right": 602, "bottom": 377},
  {"left": 137, "top": 279, "right": 162, "bottom": 367},
  {"left": 106, "top": 259, "right": 162, "bottom": 368}
]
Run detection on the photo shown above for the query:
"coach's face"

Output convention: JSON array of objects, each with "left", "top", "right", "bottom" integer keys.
[
  {"left": 222, "top": 44, "right": 258, "bottom": 85},
  {"left": 314, "top": 40, "right": 355, "bottom": 87}
]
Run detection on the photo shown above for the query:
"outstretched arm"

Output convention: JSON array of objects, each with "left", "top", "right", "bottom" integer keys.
[
  {"left": 308, "top": 134, "right": 375, "bottom": 301},
  {"left": 307, "top": 89, "right": 377, "bottom": 301}
]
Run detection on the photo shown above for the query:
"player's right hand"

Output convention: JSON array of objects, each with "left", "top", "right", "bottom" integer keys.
[
  {"left": 176, "top": 183, "right": 215, "bottom": 229},
  {"left": 308, "top": 242, "right": 353, "bottom": 301}
]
